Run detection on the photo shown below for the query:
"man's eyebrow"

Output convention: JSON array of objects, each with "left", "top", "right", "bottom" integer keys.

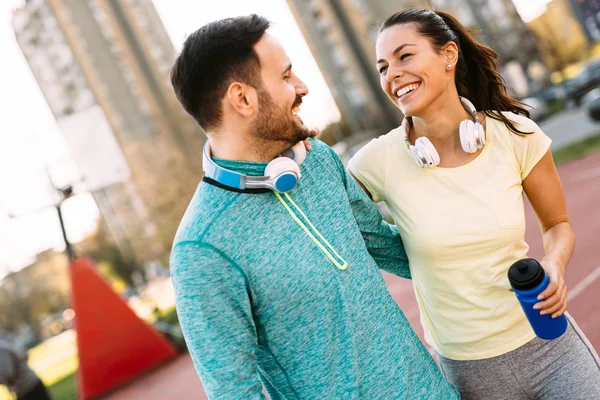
[
  {"left": 376, "top": 43, "right": 416, "bottom": 64},
  {"left": 282, "top": 63, "right": 292, "bottom": 75}
]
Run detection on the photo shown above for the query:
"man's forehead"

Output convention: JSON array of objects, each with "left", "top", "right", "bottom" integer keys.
[{"left": 254, "top": 33, "right": 291, "bottom": 71}]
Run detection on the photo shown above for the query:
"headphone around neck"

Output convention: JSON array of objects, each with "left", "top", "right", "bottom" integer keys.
[
  {"left": 202, "top": 141, "right": 307, "bottom": 193},
  {"left": 403, "top": 96, "right": 485, "bottom": 168}
]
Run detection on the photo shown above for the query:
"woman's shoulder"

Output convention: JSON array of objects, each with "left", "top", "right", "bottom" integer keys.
[
  {"left": 486, "top": 110, "right": 551, "bottom": 172},
  {"left": 355, "top": 126, "right": 403, "bottom": 155},
  {"left": 349, "top": 127, "right": 403, "bottom": 169},
  {"left": 490, "top": 111, "right": 541, "bottom": 133},
  {"left": 487, "top": 111, "right": 543, "bottom": 144}
]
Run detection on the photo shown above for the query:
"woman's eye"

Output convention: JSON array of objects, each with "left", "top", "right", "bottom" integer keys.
[
  {"left": 400, "top": 53, "right": 412, "bottom": 61},
  {"left": 378, "top": 66, "right": 388, "bottom": 74}
]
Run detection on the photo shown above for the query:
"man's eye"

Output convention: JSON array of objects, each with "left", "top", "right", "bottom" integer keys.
[
  {"left": 284, "top": 75, "right": 291, "bottom": 81},
  {"left": 378, "top": 66, "right": 388, "bottom": 74}
]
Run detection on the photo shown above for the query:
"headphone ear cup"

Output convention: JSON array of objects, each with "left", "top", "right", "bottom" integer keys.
[
  {"left": 415, "top": 137, "right": 440, "bottom": 168},
  {"left": 280, "top": 142, "right": 307, "bottom": 166},
  {"left": 264, "top": 157, "right": 301, "bottom": 192},
  {"left": 459, "top": 119, "right": 477, "bottom": 153},
  {"left": 476, "top": 122, "right": 486, "bottom": 147},
  {"left": 265, "top": 157, "right": 301, "bottom": 178}
]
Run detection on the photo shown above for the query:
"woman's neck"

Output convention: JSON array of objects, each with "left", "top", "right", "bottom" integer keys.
[{"left": 411, "top": 96, "right": 473, "bottom": 152}]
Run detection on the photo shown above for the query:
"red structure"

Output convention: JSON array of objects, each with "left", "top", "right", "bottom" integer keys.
[{"left": 70, "top": 258, "right": 177, "bottom": 399}]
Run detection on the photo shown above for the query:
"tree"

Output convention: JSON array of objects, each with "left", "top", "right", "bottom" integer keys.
[
  {"left": 0, "top": 251, "right": 70, "bottom": 338},
  {"left": 80, "top": 221, "right": 144, "bottom": 288}
]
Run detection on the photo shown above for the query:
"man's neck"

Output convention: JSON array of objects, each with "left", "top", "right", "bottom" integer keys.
[{"left": 208, "top": 134, "right": 289, "bottom": 163}]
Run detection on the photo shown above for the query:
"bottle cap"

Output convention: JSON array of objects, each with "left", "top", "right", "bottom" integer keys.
[{"left": 508, "top": 258, "right": 545, "bottom": 290}]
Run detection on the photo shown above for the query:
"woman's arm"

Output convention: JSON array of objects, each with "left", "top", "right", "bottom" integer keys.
[{"left": 523, "top": 150, "right": 575, "bottom": 318}]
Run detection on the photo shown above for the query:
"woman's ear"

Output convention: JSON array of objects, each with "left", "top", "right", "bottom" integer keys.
[{"left": 443, "top": 41, "right": 459, "bottom": 68}]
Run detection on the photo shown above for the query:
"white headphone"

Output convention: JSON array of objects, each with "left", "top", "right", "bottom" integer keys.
[
  {"left": 403, "top": 96, "right": 485, "bottom": 168},
  {"left": 202, "top": 141, "right": 306, "bottom": 193}
]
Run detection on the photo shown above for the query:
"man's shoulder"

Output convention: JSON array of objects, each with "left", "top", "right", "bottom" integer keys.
[
  {"left": 170, "top": 188, "right": 239, "bottom": 274},
  {"left": 305, "top": 138, "right": 345, "bottom": 173},
  {"left": 307, "top": 138, "right": 338, "bottom": 159},
  {"left": 173, "top": 183, "right": 237, "bottom": 245}
]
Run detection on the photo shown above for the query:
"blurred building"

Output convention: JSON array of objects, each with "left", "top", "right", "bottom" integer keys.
[
  {"left": 528, "top": 0, "right": 589, "bottom": 74},
  {"left": 568, "top": 0, "right": 600, "bottom": 44},
  {"left": 286, "top": 0, "right": 542, "bottom": 134},
  {"left": 12, "top": 0, "right": 205, "bottom": 261},
  {"left": 440, "top": 0, "right": 541, "bottom": 95},
  {"left": 286, "top": 0, "right": 406, "bottom": 138}
]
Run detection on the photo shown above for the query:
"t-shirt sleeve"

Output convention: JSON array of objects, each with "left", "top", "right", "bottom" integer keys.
[
  {"left": 505, "top": 113, "right": 552, "bottom": 180},
  {"left": 347, "top": 137, "right": 388, "bottom": 202}
]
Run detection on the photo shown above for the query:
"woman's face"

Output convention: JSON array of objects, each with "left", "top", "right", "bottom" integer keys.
[{"left": 376, "top": 23, "right": 456, "bottom": 117}]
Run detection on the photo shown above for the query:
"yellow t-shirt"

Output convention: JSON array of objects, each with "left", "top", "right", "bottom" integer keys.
[{"left": 348, "top": 112, "right": 552, "bottom": 360}]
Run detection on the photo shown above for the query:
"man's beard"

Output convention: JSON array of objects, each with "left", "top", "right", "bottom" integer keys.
[{"left": 250, "top": 87, "right": 310, "bottom": 146}]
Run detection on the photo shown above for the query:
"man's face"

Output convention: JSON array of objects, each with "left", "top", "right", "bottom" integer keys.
[{"left": 251, "top": 33, "right": 310, "bottom": 145}]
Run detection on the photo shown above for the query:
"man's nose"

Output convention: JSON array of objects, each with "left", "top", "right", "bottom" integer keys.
[{"left": 294, "top": 76, "right": 309, "bottom": 97}]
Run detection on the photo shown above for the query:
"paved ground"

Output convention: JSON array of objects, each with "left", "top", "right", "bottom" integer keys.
[
  {"left": 104, "top": 355, "right": 205, "bottom": 400},
  {"left": 104, "top": 152, "right": 600, "bottom": 400},
  {"left": 539, "top": 106, "right": 600, "bottom": 150}
]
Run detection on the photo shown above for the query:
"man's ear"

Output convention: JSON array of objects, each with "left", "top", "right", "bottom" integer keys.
[{"left": 226, "top": 82, "right": 257, "bottom": 118}]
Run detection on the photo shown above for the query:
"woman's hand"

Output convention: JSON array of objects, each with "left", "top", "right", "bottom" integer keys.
[
  {"left": 302, "top": 128, "right": 319, "bottom": 151},
  {"left": 534, "top": 259, "right": 568, "bottom": 318}
]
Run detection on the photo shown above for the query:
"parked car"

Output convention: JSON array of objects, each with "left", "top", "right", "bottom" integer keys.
[
  {"left": 531, "top": 84, "right": 568, "bottom": 103},
  {"left": 521, "top": 97, "right": 550, "bottom": 122},
  {"left": 587, "top": 95, "right": 600, "bottom": 121},
  {"left": 566, "top": 59, "right": 600, "bottom": 106}
]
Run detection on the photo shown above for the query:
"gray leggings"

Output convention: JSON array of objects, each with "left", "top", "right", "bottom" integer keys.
[{"left": 437, "top": 314, "right": 600, "bottom": 400}]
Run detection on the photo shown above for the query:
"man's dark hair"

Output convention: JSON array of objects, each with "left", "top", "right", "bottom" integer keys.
[{"left": 170, "top": 14, "right": 271, "bottom": 130}]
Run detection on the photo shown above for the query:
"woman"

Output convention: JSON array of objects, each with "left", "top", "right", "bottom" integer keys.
[{"left": 348, "top": 8, "right": 600, "bottom": 399}]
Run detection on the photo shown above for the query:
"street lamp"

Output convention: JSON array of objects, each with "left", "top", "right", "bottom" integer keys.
[
  {"left": 55, "top": 185, "right": 75, "bottom": 261},
  {"left": 8, "top": 181, "right": 78, "bottom": 263}
]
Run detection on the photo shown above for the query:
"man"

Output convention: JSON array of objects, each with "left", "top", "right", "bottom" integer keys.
[
  {"left": 169, "top": 14, "right": 458, "bottom": 399},
  {"left": 0, "top": 334, "right": 52, "bottom": 400}
]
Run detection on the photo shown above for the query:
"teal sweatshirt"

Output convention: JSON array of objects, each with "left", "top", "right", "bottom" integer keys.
[{"left": 170, "top": 139, "right": 458, "bottom": 399}]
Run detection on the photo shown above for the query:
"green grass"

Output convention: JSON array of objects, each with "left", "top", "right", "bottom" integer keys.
[
  {"left": 47, "top": 373, "right": 77, "bottom": 400},
  {"left": 160, "top": 306, "right": 179, "bottom": 325},
  {"left": 28, "top": 331, "right": 78, "bottom": 387},
  {"left": 0, "top": 372, "right": 79, "bottom": 400},
  {"left": 552, "top": 132, "right": 600, "bottom": 165},
  {"left": 0, "top": 332, "right": 79, "bottom": 400}
]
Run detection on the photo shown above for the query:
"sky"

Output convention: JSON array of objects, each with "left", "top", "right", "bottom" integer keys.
[{"left": 0, "top": 0, "right": 551, "bottom": 277}]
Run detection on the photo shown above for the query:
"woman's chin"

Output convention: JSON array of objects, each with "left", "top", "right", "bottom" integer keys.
[{"left": 399, "top": 99, "right": 426, "bottom": 118}]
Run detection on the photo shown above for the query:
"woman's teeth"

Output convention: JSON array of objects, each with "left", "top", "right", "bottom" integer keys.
[{"left": 396, "top": 83, "right": 420, "bottom": 97}]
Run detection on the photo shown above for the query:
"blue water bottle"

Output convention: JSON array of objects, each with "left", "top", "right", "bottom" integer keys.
[{"left": 508, "top": 258, "right": 567, "bottom": 340}]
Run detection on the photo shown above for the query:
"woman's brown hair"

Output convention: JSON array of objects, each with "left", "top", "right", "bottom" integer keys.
[{"left": 380, "top": 8, "right": 531, "bottom": 135}]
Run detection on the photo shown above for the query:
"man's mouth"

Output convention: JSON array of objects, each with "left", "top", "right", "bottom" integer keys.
[
  {"left": 291, "top": 100, "right": 304, "bottom": 124},
  {"left": 291, "top": 95, "right": 303, "bottom": 115}
]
